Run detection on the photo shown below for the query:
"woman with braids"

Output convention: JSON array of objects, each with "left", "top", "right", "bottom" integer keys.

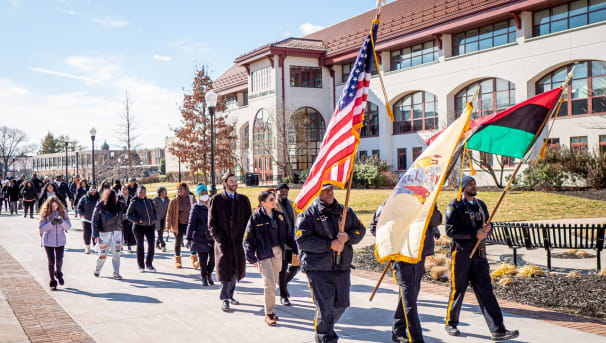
[{"left": 38, "top": 196, "right": 71, "bottom": 290}]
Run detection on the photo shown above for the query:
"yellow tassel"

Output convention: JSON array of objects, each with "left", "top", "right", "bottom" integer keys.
[
  {"left": 456, "top": 186, "right": 463, "bottom": 202},
  {"left": 539, "top": 138, "right": 548, "bottom": 160}
]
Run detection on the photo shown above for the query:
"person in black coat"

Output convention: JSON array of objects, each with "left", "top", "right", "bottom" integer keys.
[
  {"left": 20, "top": 180, "right": 38, "bottom": 218},
  {"left": 6, "top": 179, "right": 20, "bottom": 215},
  {"left": 127, "top": 185, "right": 158, "bottom": 272},
  {"left": 295, "top": 184, "right": 366, "bottom": 342},
  {"left": 127, "top": 178, "right": 138, "bottom": 202},
  {"left": 55, "top": 175, "right": 71, "bottom": 204},
  {"left": 74, "top": 180, "right": 89, "bottom": 213},
  {"left": 370, "top": 201, "right": 442, "bottom": 343},
  {"left": 244, "top": 190, "right": 298, "bottom": 326},
  {"left": 38, "top": 182, "right": 67, "bottom": 209},
  {"left": 77, "top": 186, "right": 100, "bottom": 254},
  {"left": 118, "top": 185, "right": 136, "bottom": 252},
  {"left": 186, "top": 184, "right": 214, "bottom": 286}
]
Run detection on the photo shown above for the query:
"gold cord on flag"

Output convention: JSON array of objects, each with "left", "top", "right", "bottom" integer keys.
[{"left": 369, "top": 17, "right": 394, "bottom": 122}]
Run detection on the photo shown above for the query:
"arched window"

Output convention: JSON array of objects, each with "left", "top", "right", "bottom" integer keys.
[
  {"left": 393, "top": 91, "right": 438, "bottom": 134},
  {"left": 536, "top": 60, "right": 606, "bottom": 116},
  {"left": 455, "top": 78, "right": 516, "bottom": 120},
  {"left": 361, "top": 102, "right": 379, "bottom": 137},
  {"left": 288, "top": 107, "right": 326, "bottom": 170},
  {"left": 253, "top": 109, "right": 273, "bottom": 183}
]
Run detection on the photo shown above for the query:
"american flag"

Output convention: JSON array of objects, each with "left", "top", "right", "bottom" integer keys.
[{"left": 294, "top": 22, "right": 379, "bottom": 212}]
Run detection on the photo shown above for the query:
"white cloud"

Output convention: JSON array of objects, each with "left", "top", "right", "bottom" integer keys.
[
  {"left": 299, "top": 23, "right": 324, "bottom": 35},
  {"left": 27, "top": 67, "right": 101, "bottom": 84},
  {"left": 64, "top": 56, "right": 119, "bottom": 81},
  {"left": 93, "top": 17, "right": 129, "bottom": 28},
  {"left": 57, "top": 8, "right": 79, "bottom": 16},
  {"left": 283, "top": 31, "right": 294, "bottom": 37},
  {"left": 153, "top": 54, "right": 172, "bottom": 62}
]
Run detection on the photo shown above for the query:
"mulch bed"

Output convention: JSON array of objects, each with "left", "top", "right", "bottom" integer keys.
[{"left": 544, "top": 189, "right": 606, "bottom": 201}]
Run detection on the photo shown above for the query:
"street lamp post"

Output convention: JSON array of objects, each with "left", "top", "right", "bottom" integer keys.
[
  {"left": 12, "top": 157, "right": 15, "bottom": 177},
  {"left": 64, "top": 141, "right": 69, "bottom": 181},
  {"left": 76, "top": 152, "right": 79, "bottom": 175},
  {"left": 178, "top": 156, "right": 181, "bottom": 182},
  {"left": 90, "top": 127, "right": 96, "bottom": 185},
  {"left": 205, "top": 89, "right": 218, "bottom": 195}
]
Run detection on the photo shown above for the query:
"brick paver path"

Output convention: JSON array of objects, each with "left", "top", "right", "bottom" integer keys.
[
  {"left": 353, "top": 268, "right": 606, "bottom": 337},
  {"left": 0, "top": 245, "right": 94, "bottom": 343}
]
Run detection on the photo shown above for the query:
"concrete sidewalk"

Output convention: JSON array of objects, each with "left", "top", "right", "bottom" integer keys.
[{"left": 0, "top": 213, "right": 604, "bottom": 343}]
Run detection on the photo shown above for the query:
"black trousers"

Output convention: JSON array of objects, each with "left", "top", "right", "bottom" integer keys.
[
  {"left": 23, "top": 200, "right": 35, "bottom": 217},
  {"left": 393, "top": 259, "right": 426, "bottom": 342},
  {"left": 82, "top": 222, "right": 92, "bottom": 246},
  {"left": 220, "top": 272, "right": 237, "bottom": 300},
  {"left": 174, "top": 223, "right": 187, "bottom": 256},
  {"left": 307, "top": 270, "right": 351, "bottom": 343},
  {"left": 44, "top": 246, "right": 64, "bottom": 280},
  {"left": 133, "top": 225, "right": 155, "bottom": 269},
  {"left": 279, "top": 250, "right": 300, "bottom": 298},
  {"left": 195, "top": 251, "right": 215, "bottom": 279},
  {"left": 446, "top": 248, "right": 505, "bottom": 333},
  {"left": 156, "top": 219, "right": 166, "bottom": 248}
]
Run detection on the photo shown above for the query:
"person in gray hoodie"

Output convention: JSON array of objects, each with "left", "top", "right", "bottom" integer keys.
[
  {"left": 153, "top": 186, "right": 170, "bottom": 252},
  {"left": 38, "top": 195, "right": 71, "bottom": 291}
]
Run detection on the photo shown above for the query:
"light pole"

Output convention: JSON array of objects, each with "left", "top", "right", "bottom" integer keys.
[
  {"left": 90, "top": 127, "right": 96, "bottom": 185},
  {"left": 12, "top": 157, "right": 15, "bottom": 177},
  {"left": 76, "top": 151, "right": 79, "bottom": 176},
  {"left": 205, "top": 89, "right": 218, "bottom": 195},
  {"left": 64, "top": 141, "right": 69, "bottom": 181},
  {"left": 178, "top": 156, "right": 182, "bottom": 182}
]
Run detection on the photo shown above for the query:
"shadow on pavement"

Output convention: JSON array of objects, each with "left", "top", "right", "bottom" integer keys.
[
  {"left": 61, "top": 287, "right": 162, "bottom": 303},
  {"left": 125, "top": 277, "right": 203, "bottom": 290}
]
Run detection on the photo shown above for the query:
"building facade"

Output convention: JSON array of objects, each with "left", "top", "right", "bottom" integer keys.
[{"left": 205, "top": 0, "right": 606, "bottom": 185}]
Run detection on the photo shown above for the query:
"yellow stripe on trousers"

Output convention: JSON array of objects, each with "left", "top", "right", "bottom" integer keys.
[
  {"left": 306, "top": 278, "right": 320, "bottom": 332},
  {"left": 445, "top": 247, "right": 457, "bottom": 324},
  {"left": 392, "top": 269, "right": 412, "bottom": 342}
]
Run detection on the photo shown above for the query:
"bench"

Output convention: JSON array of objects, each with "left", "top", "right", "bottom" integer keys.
[{"left": 486, "top": 222, "right": 605, "bottom": 272}]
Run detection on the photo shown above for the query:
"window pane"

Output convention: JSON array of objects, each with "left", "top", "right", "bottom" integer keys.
[
  {"left": 413, "top": 104, "right": 423, "bottom": 118},
  {"left": 534, "top": 9, "right": 550, "bottom": 25},
  {"left": 493, "top": 34, "right": 508, "bottom": 47},
  {"left": 550, "top": 19, "right": 568, "bottom": 32},
  {"left": 571, "top": 79, "right": 588, "bottom": 98},
  {"left": 465, "top": 42, "right": 478, "bottom": 53},
  {"left": 590, "top": 0, "right": 606, "bottom": 11},
  {"left": 481, "top": 93, "right": 494, "bottom": 112},
  {"left": 590, "top": 8, "right": 606, "bottom": 23},
  {"left": 479, "top": 25, "right": 493, "bottom": 39},
  {"left": 455, "top": 96, "right": 464, "bottom": 114},
  {"left": 551, "top": 4, "right": 569, "bottom": 21},
  {"left": 422, "top": 53, "right": 433, "bottom": 64},
  {"left": 571, "top": 0, "right": 588, "bottom": 15},
  {"left": 593, "top": 75, "right": 606, "bottom": 95},
  {"left": 403, "top": 106, "right": 411, "bottom": 120},
  {"left": 494, "top": 21, "right": 508, "bottom": 35},
  {"left": 413, "top": 92, "right": 422, "bottom": 103},
  {"left": 423, "top": 41, "right": 434, "bottom": 54},
  {"left": 570, "top": 14, "right": 588, "bottom": 28},
  {"left": 593, "top": 61, "right": 606, "bottom": 76},
  {"left": 571, "top": 99, "right": 588, "bottom": 114},
  {"left": 496, "top": 91, "right": 509, "bottom": 108},
  {"left": 479, "top": 38, "right": 492, "bottom": 50},
  {"left": 593, "top": 97, "right": 606, "bottom": 112},
  {"left": 552, "top": 67, "right": 568, "bottom": 83},
  {"left": 575, "top": 62, "right": 589, "bottom": 78},
  {"left": 425, "top": 102, "right": 435, "bottom": 115},
  {"left": 496, "top": 78, "right": 509, "bottom": 91},
  {"left": 510, "top": 89, "right": 516, "bottom": 104},
  {"left": 481, "top": 79, "right": 494, "bottom": 93},
  {"left": 411, "top": 55, "right": 422, "bottom": 66}
]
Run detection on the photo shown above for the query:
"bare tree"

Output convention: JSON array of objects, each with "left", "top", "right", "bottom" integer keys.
[
  {"left": 117, "top": 92, "right": 140, "bottom": 179},
  {"left": 0, "top": 126, "right": 32, "bottom": 178}
]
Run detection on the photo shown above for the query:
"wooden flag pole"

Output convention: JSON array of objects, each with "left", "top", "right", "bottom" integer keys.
[
  {"left": 335, "top": 170, "right": 354, "bottom": 265},
  {"left": 369, "top": 260, "right": 392, "bottom": 301},
  {"left": 469, "top": 71, "right": 573, "bottom": 258}
]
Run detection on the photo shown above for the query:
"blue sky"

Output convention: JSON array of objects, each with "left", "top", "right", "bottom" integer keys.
[{"left": 0, "top": 0, "right": 376, "bottom": 149}]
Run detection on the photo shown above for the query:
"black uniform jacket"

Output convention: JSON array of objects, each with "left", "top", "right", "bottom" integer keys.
[
  {"left": 445, "top": 197, "right": 489, "bottom": 253},
  {"left": 244, "top": 207, "right": 298, "bottom": 264},
  {"left": 127, "top": 197, "right": 158, "bottom": 227},
  {"left": 295, "top": 198, "right": 366, "bottom": 272}
]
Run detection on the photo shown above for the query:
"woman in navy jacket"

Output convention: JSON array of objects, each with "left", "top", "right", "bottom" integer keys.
[{"left": 186, "top": 184, "right": 214, "bottom": 286}]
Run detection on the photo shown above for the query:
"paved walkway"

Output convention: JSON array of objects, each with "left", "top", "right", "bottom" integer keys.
[{"left": 0, "top": 213, "right": 604, "bottom": 343}]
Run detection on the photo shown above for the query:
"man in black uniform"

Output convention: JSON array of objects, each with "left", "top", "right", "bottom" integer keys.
[
  {"left": 444, "top": 175, "right": 518, "bottom": 341},
  {"left": 370, "top": 202, "right": 441, "bottom": 343},
  {"left": 296, "top": 184, "right": 366, "bottom": 343}
]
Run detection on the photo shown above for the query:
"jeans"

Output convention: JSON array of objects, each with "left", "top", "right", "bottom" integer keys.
[
  {"left": 44, "top": 246, "right": 65, "bottom": 281},
  {"left": 83, "top": 222, "right": 92, "bottom": 246},
  {"left": 95, "top": 231, "right": 122, "bottom": 275},
  {"left": 23, "top": 200, "right": 35, "bottom": 217},
  {"left": 220, "top": 272, "right": 237, "bottom": 301},
  {"left": 9, "top": 201, "right": 18, "bottom": 215},
  {"left": 133, "top": 225, "right": 155, "bottom": 269}
]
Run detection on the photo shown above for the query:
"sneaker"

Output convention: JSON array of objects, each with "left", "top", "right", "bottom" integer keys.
[
  {"left": 264, "top": 314, "right": 277, "bottom": 326},
  {"left": 492, "top": 329, "right": 519, "bottom": 341},
  {"left": 146, "top": 266, "right": 157, "bottom": 273},
  {"left": 128, "top": 248, "right": 134, "bottom": 253},
  {"left": 138, "top": 268, "right": 145, "bottom": 273},
  {"left": 222, "top": 300, "right": 230, "bottom": 312},
  {"left": 94, "top": 270, "right": 100, "bottom": 277},
  {"left": 207, "top": 275, "right": 214, "bottom": 285},
  {"left": 280, "top": 297, "right": 291, "bottom": 306},
  {"left": 391, "top": 333, "right": 407, "bottom": 343},
  {"left": 113, "top": 274, "right": 123, "bottom": 280},
  {"left": 230, "top": 298, "right": 239, "bottom": 305},
  {"left": 161, "top": 247, "right": 166, "bottom": 252},
  {"left": 445, "top": 325, "right": 460, "bottom": 336}
]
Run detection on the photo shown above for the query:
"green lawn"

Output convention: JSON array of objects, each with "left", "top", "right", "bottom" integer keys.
[{"left": 144, "top": 182, "right": 606, "bottom": 227}]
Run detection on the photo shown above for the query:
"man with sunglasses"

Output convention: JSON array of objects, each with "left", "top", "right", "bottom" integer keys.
[{"left": 444, "top": 175, "right": 518, "bottom": 341}]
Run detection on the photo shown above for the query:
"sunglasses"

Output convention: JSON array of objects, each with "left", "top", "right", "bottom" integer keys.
[{"left": 267, "top": 197, "right": 276, "bottom": 202}]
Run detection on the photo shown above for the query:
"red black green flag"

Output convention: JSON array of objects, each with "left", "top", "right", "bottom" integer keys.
[{"left": 464, "top": 87, "right": 562, "bottom": 159}]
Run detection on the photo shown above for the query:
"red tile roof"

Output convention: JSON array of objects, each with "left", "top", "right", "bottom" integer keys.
[{"left": 213, "top": 64, "right": 248, "bottom": 93}]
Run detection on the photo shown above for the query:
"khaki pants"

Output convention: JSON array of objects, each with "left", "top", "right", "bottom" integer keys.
[{"left": 258, "top": 246, "right": 283, "bottom": 315}]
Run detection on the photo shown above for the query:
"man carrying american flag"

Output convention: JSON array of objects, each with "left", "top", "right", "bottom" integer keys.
[{"left": 294, "top": 19, "right": 379, "bottom": 343}]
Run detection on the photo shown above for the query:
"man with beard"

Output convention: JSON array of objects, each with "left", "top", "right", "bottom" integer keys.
[
  {"left": 444, "top": 175, "right": 518, "bottom": 341},
  {"left": 296, "top": 184, "right": 366, "bottom": 343},
  {"left": 77, "top": 185, "right": 100, "bottom": 254},
  {"left": 208, "top": 172, "right": 251, "bottom": 312}
]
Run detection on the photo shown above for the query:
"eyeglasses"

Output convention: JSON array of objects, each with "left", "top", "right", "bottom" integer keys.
[{"left": 267, "top": 197, "right": 276, "bottom": 202}]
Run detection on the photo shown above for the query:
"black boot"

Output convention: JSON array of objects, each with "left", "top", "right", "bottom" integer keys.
[
  {"left": 55, "top": 271, "right": 64, "bottom": 286},
  {"left": 492, "top": 330, "right": 519, "bottom": 341},
  {"left": 207, "top": 274, "right": 214, "bottom": 286},
  {"left": 201, "top": 274, "right": 209, "bottom": 287},
  {"left": 49, "top": 280, "right": 57, "bottom": 290}
]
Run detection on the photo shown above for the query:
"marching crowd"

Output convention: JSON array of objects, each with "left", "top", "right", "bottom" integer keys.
[{"left": 0, "top": 172, "right": 520, "bottom": 342}]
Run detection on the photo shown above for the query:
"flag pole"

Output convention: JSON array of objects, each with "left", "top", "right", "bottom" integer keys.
[{"left": 469, "top": 70, "right": 573, "bottom": 258}]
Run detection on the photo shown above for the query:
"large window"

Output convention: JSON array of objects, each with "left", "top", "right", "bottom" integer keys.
[
  {"left": 290, "top": 66, "right": 322, "bottom": 88},
  {"left": 224, "top": 95, "right": 237, "bottom": 109},
  {"left": 288, "top": 107, "right": 326, "bottom": 170},
  {"left": 251, "top": 67, "right": 272, "bottom": 94},
  {"left": 533, "top": 0, "right": 606, "bottom": 37},
  {"left": 342, "top": 63, "right": 353, "bottom": 83},
  {"left": 570, "top": 136, "right": 588, "bottom": 153},
  {"left": 390, "top": 41, "right": 439, "bottom": 71},
  {"left": 536, "top": 61, "right": 606, "bottom": 116},
  {"left": 397, "top": 148, "right": 407, "bottom": 170},
  {"left": 455, "top": 78, "right": 516, "bottom": 119},
  {"left": 600, "top": 135, "right": 606, "bottom": 154},
  {"left": 412, "top": 147, "right": 423, "bottom": 161},
  {"left": 453, "top": 19, "right": 516, "bottom": 56},
  {"left": 393, "top": 91, "right": 438, "bottom": 134},
  {"left": 242, "top": 91, "right": 248, "bottom": 106},
  {"left": 253, "top": 109, "right": 273, "bottom": 183},
  {"left": 361, "top": 102, "right": 379, "bottom": 137}
]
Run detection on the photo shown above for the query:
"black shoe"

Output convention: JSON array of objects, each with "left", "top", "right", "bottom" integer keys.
[
  {"left": 222, "top": 300, "right": 230, "bottom": 312},
  {"left": 492, "top": 330, "right": 519, "bottom": 341},
  {"left": 230, "top": 298, "right": 239, "bottom": 305},
  {"left": 445, "top": 325, "right": 460, "bottom": 336},
  {"left": 207, "top": 276, "right": 214, "bottom": 285},
  {"left": 201, "top": 277, "right": 209, "bottom": 287},
  {"left": 49, "top": 280, "right": 57, "bottom": 291},
  {"left": 54, "top": 271, "right": 64, "bottom": 286},
  {"left": 280, "top": 297, "right": 291, "bottom": 306}
]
